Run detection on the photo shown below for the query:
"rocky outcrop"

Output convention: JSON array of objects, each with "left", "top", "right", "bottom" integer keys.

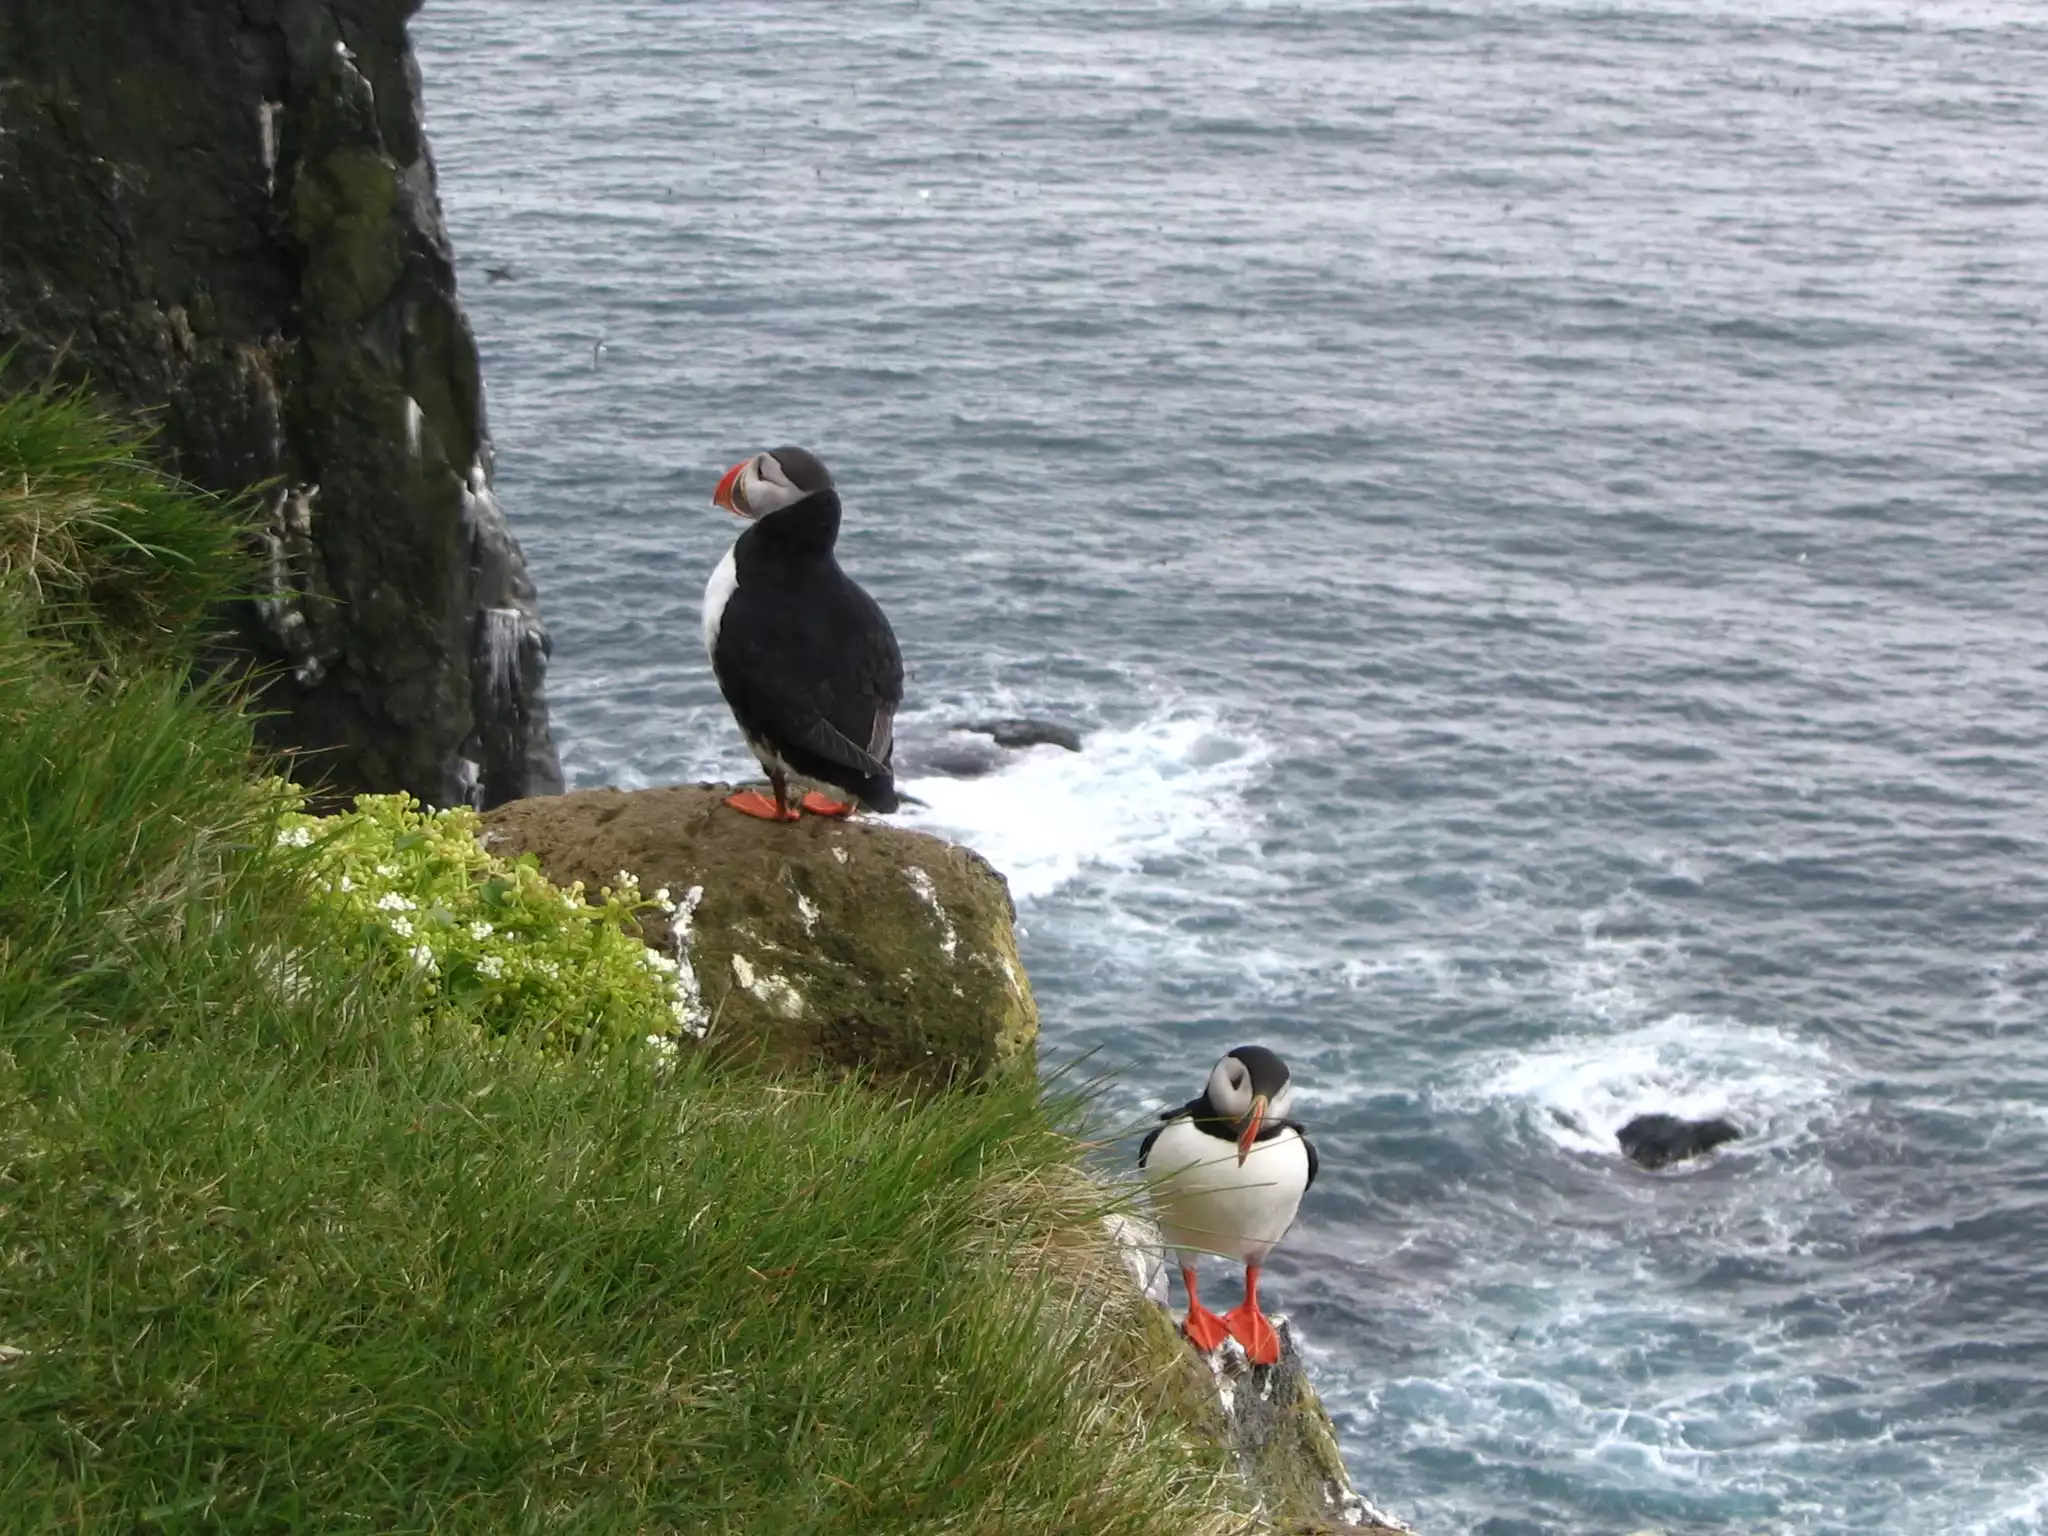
[
  {"left": 959, "top": 717, "right": 1085, "bottom": 752},
  {"left": 481, "top": 785, "right": 1037, "bottom": 1087},
  {"left": 1200, "top": 1322, "right": 1409, "bottom": 1536},
  {"left": 1106, "top": 1216, "right": 1409, "bottom": 1535},
  {"left": 0, "top": 0, "right": 559, "bottom": 807},
  {"left": 1617, "top": 1112, "right": 1742, "bottom": 1169}
]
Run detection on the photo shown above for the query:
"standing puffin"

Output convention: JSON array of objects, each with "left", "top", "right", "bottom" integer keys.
[
  {"left": 1140, "top": 1045, "right": 1316, "bottom": 1365},
  {"left": 703, "top": 447, "right": 903, "bottom": 821}
]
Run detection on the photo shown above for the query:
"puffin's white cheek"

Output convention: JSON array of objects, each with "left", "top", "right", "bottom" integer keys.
[
  {"left": 1208, "top": 1061, "right": 1248, "bottom": 1116},
  {"left": 746, "top": 477, "right": 802, "bottom": 517}
]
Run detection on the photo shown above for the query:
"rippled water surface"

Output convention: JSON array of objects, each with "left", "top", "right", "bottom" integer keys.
[{"left": 413, "top": 4, "right": 2048, "bottom": 1530}]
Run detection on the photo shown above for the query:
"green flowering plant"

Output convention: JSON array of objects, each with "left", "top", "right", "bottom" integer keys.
[{"left": 277, "top": 791, "right": 705, "bottom": 1055}]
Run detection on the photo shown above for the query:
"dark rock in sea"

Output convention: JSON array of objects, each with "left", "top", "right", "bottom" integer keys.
[
  {"left": 1617, "top": 1112, "right": 1743, "bottom": 1169},
  {"left": 0, "top": 0, "right": 560, "bottom": 809},
  {"left": 958, "top": 716, "right": 1084, "bottom": 752},
  {"left": 916, "top": 740, "right": 1006, "bottom": 779}
]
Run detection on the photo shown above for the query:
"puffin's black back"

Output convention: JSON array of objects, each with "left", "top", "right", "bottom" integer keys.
[{"left": 712, "top": 486, "right": 904, "bottom": 810}]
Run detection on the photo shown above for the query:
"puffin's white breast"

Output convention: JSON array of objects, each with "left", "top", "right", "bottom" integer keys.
[
  {"left": 702, "top": 544, "right": 739, "bottom": 658},
  {"left": 1143, "top": 1116, "right": 1309, "bottom": 1265}
]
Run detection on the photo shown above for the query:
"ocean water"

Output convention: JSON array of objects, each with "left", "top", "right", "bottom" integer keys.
[{"left": 411, "top": 4, "right": 2048, "bottom": 1531}]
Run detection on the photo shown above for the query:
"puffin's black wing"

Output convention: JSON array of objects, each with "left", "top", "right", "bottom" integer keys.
[
  {"left": 713, "top": 564, "right": 904, "bottom": 796},
  {"left": 1138, "top": 1096, "right": 1209, "bottom": 1169}
]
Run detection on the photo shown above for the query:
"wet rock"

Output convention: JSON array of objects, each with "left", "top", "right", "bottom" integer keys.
[
  {"left": 1617, "top": 1112, "right": 1742, "bottom": 1169},
  {"left": 1092, "top": 1212, "right": 1404, "bottom": 1532},
  {"left": 909, "top": 737, "right": 1007, "bottom": 780},
  {"left": 1168, "top": 1316, "right": 1409, "bottom": 1534},
  {"left": 957, "top": 716, "right": 1084, "bottom": 752},
  {"left": 481, "top": 784, "right": 1037, "bottom": 1088},
  {"left": 0, "top": 0, "right": 560, "bottom": 808}
]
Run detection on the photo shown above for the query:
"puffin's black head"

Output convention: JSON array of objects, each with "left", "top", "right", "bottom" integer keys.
[
  {"left": 711, "top": 445, "right": 834, "bottom": 520},
  {"left": 1205, "top": 1045, "right": 1296, "bottom": 1166}
]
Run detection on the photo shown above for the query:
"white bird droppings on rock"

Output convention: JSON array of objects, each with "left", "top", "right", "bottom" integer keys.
[
  {"left": 666, "top": 885, "right": 709, "bottom": 1038},
  {"left": 903, "top": 866, "right": 958, "bottom": 957},
  {"left": 795, "top": 892, "right": 819, "bottom": 933},
  {"left": 257, "top": 101, "right": 281, "bottom": 194},
  {"left": 1102, "top": 1211, "right": 1168, "bottom": 1306},
  {"left": 756, "top": 973, "right": 805, "bottom": 1018},
  {"left": 731, "top": 952, "right": 805, "bottom": 1019},
  {"left": 831, "top": 846, "right": 849, "bottom": 864}
]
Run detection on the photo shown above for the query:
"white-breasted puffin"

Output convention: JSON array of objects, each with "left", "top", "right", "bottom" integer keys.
[
  {"left": 703, "top": 446, "right": 903, "bottom": 822},
  {"left": 1139, "top": 1045, "right": 1316, "bottom": 1365}
]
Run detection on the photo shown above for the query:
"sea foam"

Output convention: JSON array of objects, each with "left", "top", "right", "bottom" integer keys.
[{"left": 898, "top": 710, "right": 1267, "bottom": 904}]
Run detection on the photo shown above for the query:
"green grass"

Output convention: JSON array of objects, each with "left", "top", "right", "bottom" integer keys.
[
  {"left": 0, "top": 383, "right": 1247, "bottom": 1532},
  {"left": 0, "top": 368, "right": 253, "bottom": 671}
]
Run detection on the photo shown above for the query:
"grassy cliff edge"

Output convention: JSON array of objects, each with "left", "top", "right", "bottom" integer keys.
[{"left": 0, "top": 380, "right": 1273, "bottom": 1531}]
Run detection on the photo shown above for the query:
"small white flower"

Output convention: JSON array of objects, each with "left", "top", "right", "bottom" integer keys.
[
  {"left": 654, "top": 887, "right": 674, "bottom": 910},
  {"left": 389, "top": 915, "right": 415, "bottom": 939},
  {"left": 338, "top": 874, "right": 354, "bottom": 892},
  {"left": 671, "top": 999, "right": 708, "bottom": 1038},
  {"left": 641, "top": 951, "right": 679, "bottom": 974},
  {"left": 476, "top": 953, "right": 505, "bottom": 979},
  {"left": 468, "top": 920, "right": 494, "bottom": 941},
  {"left": 376, "top": 863, "right": 398, "bottom": 878},
  {"left": 409, "top": 943, "right": 437, "bottom": 971},
  {"left": 373, "top": 892, "right": 415, "bottom": 913},
  {"left": 615, "top": 870, "right": 638, "bottom": 890},
  {"left": 538, "top": 960, "right": 561, "bottom": 979},
  {"left": 276, "top": 825, "right": 314, "bottom": 848},
  {"left": 644, "top": 1034, "right": 679, "bottom": 1061}
]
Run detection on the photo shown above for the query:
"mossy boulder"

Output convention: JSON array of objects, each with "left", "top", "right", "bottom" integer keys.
[{"left": 482, "top": 785, "right": 1036, "bottom": 1087}]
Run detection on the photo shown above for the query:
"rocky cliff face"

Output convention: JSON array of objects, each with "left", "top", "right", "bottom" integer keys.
[
  {"left": 0, "top": 0, "right": 559, "bottom": 807},
  {"left": 1109, "top": 1218, "right": 1409, "bottom": 1535}
]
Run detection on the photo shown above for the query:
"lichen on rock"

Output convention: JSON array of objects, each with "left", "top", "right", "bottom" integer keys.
[{"left": 481, "top": 784, "right": 1037, "bottom": 1087}]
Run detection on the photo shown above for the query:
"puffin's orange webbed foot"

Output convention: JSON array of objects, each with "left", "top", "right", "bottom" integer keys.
[
  {"left": 1182, "top": 1299, "right": 1232, "bottom": 1354},
  {"left": 724, "top": 790, "right": 800, "bottom": 822},
  {"left": 799, "top": 791, "right": 856, "bottom": 818},
  {"left": 1222, "top": 1302, "right": 1282, "bottom": 1366},
  {"left": 1178, "top": 1263, "right": 1231, "bottom": 1354}
]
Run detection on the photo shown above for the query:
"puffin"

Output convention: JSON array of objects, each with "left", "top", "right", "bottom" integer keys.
[
  {"left": 703, "top": 446, "right": 903, "bottom": 821},
  {"left": 1139, "top": 1045, "right": 1316, "bottom": 1366}
]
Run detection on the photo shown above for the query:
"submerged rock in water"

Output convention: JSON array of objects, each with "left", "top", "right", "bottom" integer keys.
[
  {"left": 1617, "top": 1112, "right": 1743, "bottom": 1169},
  {"left": 0, "top": 0, "right": 561, "bottom": 808},
  {"left": 957, "top": 717, "right": 1085, "bottom": 752},
  {"left": 482, "top": 784, "right": 1036, "bottom": 1087}
]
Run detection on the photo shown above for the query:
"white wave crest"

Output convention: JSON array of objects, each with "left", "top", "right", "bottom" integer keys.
[
  {"left": 897, "top": 711, "right": 1267, "bottom": 903},
  {"left": 1449, "top": 1013, "right": 1843, "bottom": 1161}
]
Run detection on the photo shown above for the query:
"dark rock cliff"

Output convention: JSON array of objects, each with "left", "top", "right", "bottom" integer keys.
[{"left": 0, "top": 0, "right": 560, "bottom": 807}]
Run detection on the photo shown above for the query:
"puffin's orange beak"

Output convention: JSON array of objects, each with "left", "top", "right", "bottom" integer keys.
[
  {"left": 711, "top": 460, "right": 747, "bottom": 515},
  {"left": 1237, "top": 1094, "right": 1268, "bottom": 1166}
]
